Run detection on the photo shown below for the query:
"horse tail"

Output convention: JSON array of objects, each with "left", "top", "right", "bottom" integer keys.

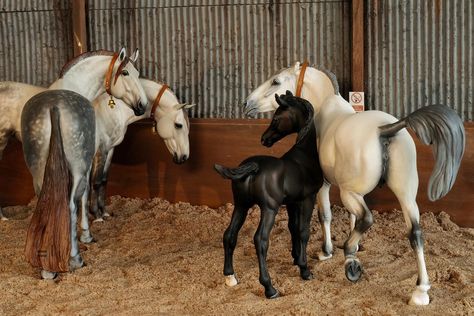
[
  {"left": 25, "top": 106, "right": 71, "bottom": 272},
  {"left": 379, "top": 104, "right": 465, "bottom": 201},
  {"left": 214, "top": 162, "right": 259, "bottom": 180}
]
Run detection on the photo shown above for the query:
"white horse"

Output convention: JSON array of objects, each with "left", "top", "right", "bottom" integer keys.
[
  {"left": 87, "top": 78, "right": 193, "bottom": 225},
  {"left": 0, "top": 49, "right": 144, "bottom": 220},
  {"left": 20, "top": 48, "right": 148, "bottom": 278},
  {"left": 244, "top": 62, "right": 465, "bottom": 305}
]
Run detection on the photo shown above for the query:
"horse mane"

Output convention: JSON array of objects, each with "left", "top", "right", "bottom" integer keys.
[
  {"left": 295, "top": 98, "right": 315, "bottom": 144},
  {"left": 316, "top": 66, "right": 339, "bottom": 95},
  {"left": 59, "top": 50, "right": 115, "bottom": 78}
]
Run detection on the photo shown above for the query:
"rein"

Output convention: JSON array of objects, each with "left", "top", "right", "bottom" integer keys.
[
  {"left": 104, "top": 53, "right": 130, "bottom": 108},
  {"left": 150, "top": 84, "right": 169, "bottom": 133},
  {"left": 295, "top": 61, "right": 309, "bottom": 97}
]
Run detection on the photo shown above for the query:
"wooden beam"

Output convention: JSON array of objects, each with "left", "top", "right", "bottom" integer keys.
[
  {"left": 352, "top": 0, "right": 364, "bottom": 91},
  {"left": 72, "top": 0, "right": 88, "bottom": 56}
]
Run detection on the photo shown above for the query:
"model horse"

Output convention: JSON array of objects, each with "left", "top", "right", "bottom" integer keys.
[
  {"left": 0, "top": 49, "right": 143, "bottom": 220},
  {"left": 215, "top": 92, "right": 323, "bottom": 299},
  {"left": 21, "top": 48, "right": 148, "bottom": 279},
  {"left": 88, "top": 78, "right": 193, "bottom": 223},
  {"left": 244, "top": 62, "right": 465, "bottom": 305}
]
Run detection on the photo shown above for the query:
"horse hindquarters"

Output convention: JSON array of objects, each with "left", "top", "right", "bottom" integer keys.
[{"left": 24, "top": 107, "right": 71, "bottom": 273}]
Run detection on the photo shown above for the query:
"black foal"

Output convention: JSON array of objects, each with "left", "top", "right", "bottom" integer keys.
[{"left": 214, "top": 91, "right": 324, "bottom": 299}]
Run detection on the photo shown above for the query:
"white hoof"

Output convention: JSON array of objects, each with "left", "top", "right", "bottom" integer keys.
[
  {"left": 103, "top": 212, "right": 111, "bottom": 217},
  {"left": 93, "top": 218, "right": 104, "bottom": 223},
  {"left": 225, "top": 274, "right": 238, "bottom": 287},
  {"left": 408, "top": 285, "right": 430, "bottom": 306},
  {"left": 318, "top": 252, "right": 333, "bottom": 261},
  {"left": 80, "top": 233, "right": 94, "bottom": 244},
  {"left": 1, "top": 216, "right": 8, "bottom": 221},
  {"left": 41, "top": 270, "right": 57, "bottom": 280}
]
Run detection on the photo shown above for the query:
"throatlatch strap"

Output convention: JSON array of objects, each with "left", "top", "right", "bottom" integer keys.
[
  {"left": 150, "top": 84, "right": 169, "bottom": 120},
  {"left": 295, "top": 61, "right": 309, "bottom": 97}
]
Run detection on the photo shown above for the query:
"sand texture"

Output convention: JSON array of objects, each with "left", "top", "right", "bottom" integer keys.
[{"left": 0, "top": 196, "right": 473, "bottom": 315}]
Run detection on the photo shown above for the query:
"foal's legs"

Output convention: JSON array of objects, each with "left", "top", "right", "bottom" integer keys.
[
  {"left": 295, "top": 196, "right": 316, "bottom": 280},
  {"left": 254, "top": 204, "right": 279, "bottom": 298},
  {"left": 223, "top": 202, "right": 251, "bottom": 287},
  {"left": 317, "top": 182, "right": 333, "bottom": 260},
  {"left": 340, "top": 190, "right": 373, "bottom": 282},
  {"left": 286, "top": 203, "right": 301, "bottom": 264}
]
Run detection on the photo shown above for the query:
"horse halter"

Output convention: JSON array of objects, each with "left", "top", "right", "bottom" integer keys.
[
  {"left": 104, "top": 53, "right": 130, "bottom": 109},
  {"left": 150, "top": 84, "right": 169, "bottom": 134},
  {"left": 295, "top": 61, "right": 309, "bottom": 97}
]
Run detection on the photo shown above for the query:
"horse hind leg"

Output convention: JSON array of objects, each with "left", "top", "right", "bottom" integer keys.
[
  {"left": 223, "top": 201, "right": 251, "bottom": 287},
  {"left": 79, "top": 172, "right": 94, "bottom": 244},
  {"left": 340, "top": 190, "right": 373, "bottom": 282},
  {"left": 295, "top": 196, "right": 316, "bottom": 280},
  {"left": 69, "top": 174, "right": 89, "bottom": 271},
  {"left": 286, "top": 203, "right": 301, "bottom": 265},
  {"left": 394, "top": 193, "right": 430, "bottom": 305},
  {"left": 254, "top": 204, "right": 279, "bottom": 299}
]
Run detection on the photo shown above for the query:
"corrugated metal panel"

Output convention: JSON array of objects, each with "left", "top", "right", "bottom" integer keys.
[
  {"left": 366, "top": 0, "right": 473, "bottom": 121},
  {"left": 87, "top": 0, "right": 351, "bottom": 119},
  {"left": 0, "top": 0, "right": 73, "bottom": 86}
]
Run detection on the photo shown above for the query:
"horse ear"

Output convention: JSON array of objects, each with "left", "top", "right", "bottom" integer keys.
[
  {"left": 174, "top": 103, "right": 195, "bottom": 110},
  {"left": 285, "top": 90, "right": 293, "bottom": 96},
  {"left": 130, "top": 48, "right": 139, "bottom": 63},
  {"left": 294, "top": 61, "right": 301, "bottom": 71},
  {"left": 275, "top": 93, "right": 282, "bottom": 105},
  {"left": 183, "top": 103, "right": 195, "bottom": 109},
  {"left": 118, "top": 47, "right": 127, "bottom": 62}
]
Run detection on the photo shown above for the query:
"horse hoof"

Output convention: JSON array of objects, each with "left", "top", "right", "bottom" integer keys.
[
  {"left": 345, "top": 259, "right": 362, "bottom": 282},
  {"left": 317, "top": 252, "right": 333, "bottom": 261},
  {"left": 266, "top": 289, "right": 280, "bottom": 299},
  {"left": 69, "top": 254, "right": 85, "bottom": 271},
  {"left": 225, "top": 274, "right": 238, "bottom": 287},
  {"left": 409, "top": 285, "right": 430, "bottom": 306},
  {"left": 300, "top": 267, "right": 313, "bottom": 280},
  {"left": 41, "top": 270, "right": 58, "bottom": 280},
  {"left": 103, "top": 212, "right": 111, "bottom": 217},
  {"left": 0, "top": 216, "right": 8, "bottom": 221},
  {"left": 93, "top": 218, "right": 104, "bottom": 223}
]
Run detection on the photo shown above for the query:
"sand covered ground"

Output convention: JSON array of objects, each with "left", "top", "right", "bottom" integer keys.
[{"left": 0, "top": 196, "right": 473, "bottom": 315}]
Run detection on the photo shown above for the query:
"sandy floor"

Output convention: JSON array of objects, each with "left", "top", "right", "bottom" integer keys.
[{"left": 0, "top": 196, "right": 473, "bottom": 315}]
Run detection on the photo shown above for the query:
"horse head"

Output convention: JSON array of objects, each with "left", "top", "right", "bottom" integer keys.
[
  {"left": 107, "top": 48, "right": 148, "bottom": 116},
  {"left": 244, "top": 62, "right": 337, "bottom": 118},
  {"left": 261, "top": 91, "right": 314, "bottom": 147}
]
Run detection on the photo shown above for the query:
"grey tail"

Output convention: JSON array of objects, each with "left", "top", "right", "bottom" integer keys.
[
  {"left": 379, "top": 104, "right": 465, "bottom": 201},
  {"left": 214, "top": 162, "right": 259, "bottom": 180}
]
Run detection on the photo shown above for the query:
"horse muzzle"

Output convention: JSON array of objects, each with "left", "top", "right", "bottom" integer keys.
[
  {"left": 243, "top": 100, "right": 259, "bottom": 118},
  {"left": 133, "top": 101, "right": 146, "bottom": 116},
  {"left": 173, "top": 153, "right": 188, "bottom": 165}
]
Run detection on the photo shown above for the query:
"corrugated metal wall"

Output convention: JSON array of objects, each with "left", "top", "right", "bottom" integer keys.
[
  {"left": 87, "top": 0, "right": 351, "bottom": 119},
  {"left": 0, "top": 0, "right": 74, "bottom": 86},
  {"left": 366, "top": 0, "right": 473, "bottom": 121}
]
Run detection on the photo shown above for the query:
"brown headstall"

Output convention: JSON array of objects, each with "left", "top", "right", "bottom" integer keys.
[{"left": 295, "top": 61, "right": 309, "bottom": 97}]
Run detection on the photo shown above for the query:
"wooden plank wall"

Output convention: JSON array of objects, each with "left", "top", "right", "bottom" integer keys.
[{"left": 0, "top": 120, "right": 472, "bottom": 227}]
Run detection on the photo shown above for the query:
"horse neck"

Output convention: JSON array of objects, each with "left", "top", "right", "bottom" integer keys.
[
  {"left": 294, "top": 121, "right": 317, "bottom": 154},
  {"left": 48, "top": 55, "right": 112, "bottom": 101},
  {"left": 301, "top": 67, "right": 354, "bottom": 117},
  {"left": 139, "top": 79, "right": 180, "bottom": 121}
]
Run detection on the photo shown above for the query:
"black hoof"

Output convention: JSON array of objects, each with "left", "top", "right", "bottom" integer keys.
[
  {"left": 265, "top": 289, "right": 280, "bottom": 299},
  {"left": 300, "top": 267, "right": 313, "bottom": 280},
  {"left": 345, "top": 260, "right": 362, "bottom": 282}
]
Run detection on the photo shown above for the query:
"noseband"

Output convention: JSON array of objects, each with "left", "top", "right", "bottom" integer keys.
[
  {"left": 295, "top": 61, "right": 309, "bottom": 97},
  {"left": 104, "top": 53, "right": 130, "bottom": 108},
  {"left": 150, "top": 84, "right": 169, "bottom": 133}
]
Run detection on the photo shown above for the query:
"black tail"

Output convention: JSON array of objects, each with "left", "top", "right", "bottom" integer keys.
[
  {"left": 379, "top": 104, "right": 465, "bottom": 201},
  {"left": 214, "top": 162, "right": 259, "bottom": 180},
  {"left": 25, "top": 106, "right": 71, "bottom": 273}
]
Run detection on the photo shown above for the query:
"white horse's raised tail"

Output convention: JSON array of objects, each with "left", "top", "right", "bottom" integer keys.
[{"left": 244, "top": 62, "right": 465, "bottom": 306}]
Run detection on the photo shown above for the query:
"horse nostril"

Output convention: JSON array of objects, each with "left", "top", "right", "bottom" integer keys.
[
  {"left": 243, "top": 100, "right": 247, "bottom": 108},
  {"left": 182, "top": 155, "right": 188, "bottom": 161}
]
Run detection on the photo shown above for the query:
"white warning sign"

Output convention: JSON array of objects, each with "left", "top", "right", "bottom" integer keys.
[{"left": 349, "top": 92, "right": 364, "bottom": 112}]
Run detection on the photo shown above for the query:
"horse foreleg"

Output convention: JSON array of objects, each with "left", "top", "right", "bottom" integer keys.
[
  {"left": 254, "top": 204, "right": 279, "bottom": 299},
  {"left": 286, "top": 203, "right": 300, "bottom": 265},
  {"left": 317, "top": 182, "right": 333, "bottom": 260},
  {"left": 223, "top": 201, "right": 251, "bottom": 287},
  {"left": 79, "top": 172, "right": 94, "bottom": 244},
  {"left": 340, "top": 190, "right": 373, "bottom": 283},
  {"left": 89, "top": 150, "right": 106, "bottom": 221},
  {"left": 98, "top": 148, "right": 114, "bottom": 218},
  {"left": 295, "top": 196, "right": 316, "bottom": 280}
]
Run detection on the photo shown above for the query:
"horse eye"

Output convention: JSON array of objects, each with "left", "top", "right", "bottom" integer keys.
[
  {"left": 121, "top": 70, "right": 129, "bottom": 76},
  {"left": 271, "top": 78, "right": 280, "bottom": 86},
  {"left": 174, "top": 123, "right": 183, "bottom": 129}
]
